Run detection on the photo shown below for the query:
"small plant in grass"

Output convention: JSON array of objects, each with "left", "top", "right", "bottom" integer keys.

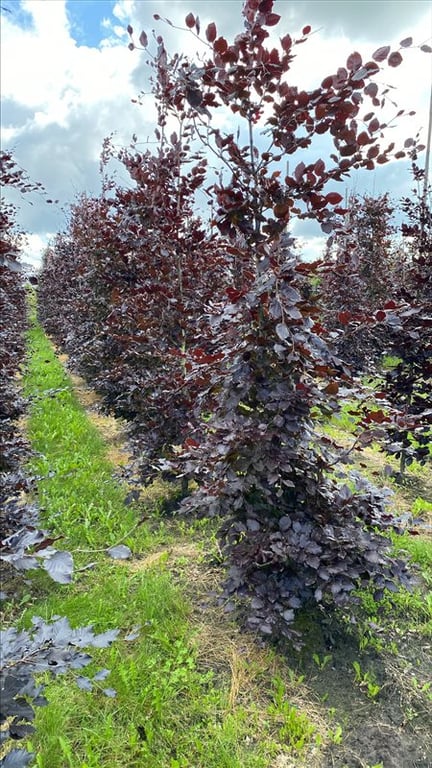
[
  {"left": 312, "top": 653, "right": 333, "bottom": 670},
  {"left": 352, "top": 660, "right": 380, "bottom": 699},
  {"left": 412, "top": 497, "right": 432, "bottom": 517},
  {"left": 381, "top": 354, "right": 401, "bottom": 370},
  {"left": 268, "top": 676, "right": 317, "bottom": 751},
  {"left": 327, "top": 723, "right": 343, "bottom": 745}
]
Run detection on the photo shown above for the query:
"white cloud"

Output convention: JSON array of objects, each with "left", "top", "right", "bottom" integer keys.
[
  {"left": 2, "top": 1, "right": 144, "bottom": 124},
  {"left": 295, "top": 234, "right": 328, "bottom": 262},
  {"left": 22, "top": 232, "right": 52, "bottom": 269}
]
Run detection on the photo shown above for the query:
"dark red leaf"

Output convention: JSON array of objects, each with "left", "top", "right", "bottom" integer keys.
[
  {"left": 302, "top": 25, "right": 311, "bottom": 35},
  {"left": 339, "top": 144, "right": 357, "bottom": 157},
  {"left": 372, "top": 45, "right": 390, "bottom": 62},
  {"left": 420, "top": 44, "right": 432, "bottom": 53},
  {"left": 364, "top": 60, "right": 380, "bottom": 73},
  {"left": 214, "top": 36, "right": 228, "bottom": 54},
  {"left": 127, "top": 24, "right": 133, "bottom": 35},
  {"left": 281, "top": 33, "right": 292, "bottom": 52},
  {"left": 375, "top": 310, "right": 386, "bottom": 321},
  {"left": 265, "top": 13, "right": 281, "bottom": 26},
  {"left": 226, "top": 287, "right": 244, "bottom": 302},
  {"left": 325, "top": 381, "right": 339, "bottom": 395},
  {"left": 321, "top": 75, "right": 333, "bottom": 89},
  {"left": 139, "top": 30, "right": 148, "bottom": 47},
  {"left": 185, "top": 12, "right": 195, "bottom": 28},
  {"left": 357, "top": 131, "right": 370, "bottom": 146},
  {"left": 399, "top": 36, "right": 412, "bottom": 47},
  {"left": 346, "top": 51, "right": 362, "bottom": 71},
  {"left": 206, "top": 22, "right": 217, "bottom": 43},
  {"left": 365, "top": 410, "right": 390, "bottom": 424},
  {"left": 184, "top": 437, "right": 199, "bottom": 448},
  {"left": 309, "top": 193, "right": 326, "bottom": 209},
  {"left": 325, "top": 192, "right": 343, "bottom": 205},
  {"left": 388, "top": 51, "right": 403, "bottom": 67},
  {"left": 364, "top": 82, "right": 378, "bottom": 98},
  {"left": 294, "top": 161, "right": 305, "bottom": 181},
  {"left": 273, "top": 202, "right": 291, "bottom": 218},
  {"left": 338, "top": 311, "right": 351, "bottom": 324}
]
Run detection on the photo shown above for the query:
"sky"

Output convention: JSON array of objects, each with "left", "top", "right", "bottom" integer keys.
[{"left": 1, "top": 0, "right": 431, "bottom": 267}]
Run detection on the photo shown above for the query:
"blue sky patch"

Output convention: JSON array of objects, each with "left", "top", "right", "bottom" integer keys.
[
  {"left": 66, "top": 0, "right": 115, "bottom": 48},
  {"left": 2, "top": 0, "right": 34, "bottom": 30}
]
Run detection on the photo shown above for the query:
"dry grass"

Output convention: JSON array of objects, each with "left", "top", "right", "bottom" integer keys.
[
  {"left": 116, "top": 537, "right": 329, "bottom": 766},
  {"left": 55, "top": 360, "right": 134, "bottom": 467}
]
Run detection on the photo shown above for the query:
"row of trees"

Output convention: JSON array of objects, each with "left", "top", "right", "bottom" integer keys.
[
  {"left": 1, "top": 151, "right": 34, "bottom": 519},
  {"left": 0, "top": 154, "right": 123, "bottom": 768},
  {"left": 37, "top": 0, "right": 431, "bottom": 641}
]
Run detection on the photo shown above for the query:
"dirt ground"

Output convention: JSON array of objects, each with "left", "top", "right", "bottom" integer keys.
[{"left": 298, "top": 622, "right": 432, "bottom": 767}]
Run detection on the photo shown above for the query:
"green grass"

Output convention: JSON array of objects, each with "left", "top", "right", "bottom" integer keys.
[
  {"left": 23, "top": 323, "right": 142, "bottom": 550},
  {"left": 5, "top": 313, "right": 324, "bottom": 768}
]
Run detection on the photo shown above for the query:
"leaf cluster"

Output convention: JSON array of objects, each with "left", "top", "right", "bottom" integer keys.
[{"left": 1, "top": 617, "right": 118, "bottom": 767}]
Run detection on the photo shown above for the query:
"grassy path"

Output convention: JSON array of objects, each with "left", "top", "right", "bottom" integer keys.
[{"left": 16, "top": 317, "right": 326, "bottom": 768}]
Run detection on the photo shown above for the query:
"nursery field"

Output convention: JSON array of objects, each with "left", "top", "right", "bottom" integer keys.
[{"left": 2, "top": 4, "right": 431, "bottom": 766}]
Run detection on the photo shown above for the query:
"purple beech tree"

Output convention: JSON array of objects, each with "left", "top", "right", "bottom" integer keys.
[
  {"left": 127, "top": 0, "right": 426, "bottom": 640},
  {"left": 379, "top": 159, "right": 432, "bottom": 478},
  {"left": 319, "top": 193, "right": 405, "bottom": 371},
  {"left": 38, "top": 104, "right": 229, "bottom": 484},
  {"left": 0, "top": 151, "right": 31, "bottom": 502}
]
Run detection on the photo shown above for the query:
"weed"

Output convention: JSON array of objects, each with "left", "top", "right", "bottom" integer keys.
[
  {"left": 327, "top": 724, "right": 343, "bottom": 744},
  {"left": 352, "top": 661, "right": 381, "bottom": 699},
  {"left": 381, "top": 355, "right": 401, "bottom": 370},
  {"left": 412, "top": 496, "right": 432, "bottom": 517},
  {"left": 312, "top": 653, "right": 332, "bottom": 670},
  {"left": 268, "top": 677, "right": 318, "bottom": 751},
  {"left": 285, "top": 668, "right": 305, "bottom": 687}
]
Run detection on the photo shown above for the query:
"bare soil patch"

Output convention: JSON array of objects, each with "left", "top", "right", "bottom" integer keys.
[{"left": 295, "top": 622, "right": 432, "bottom": 768}]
